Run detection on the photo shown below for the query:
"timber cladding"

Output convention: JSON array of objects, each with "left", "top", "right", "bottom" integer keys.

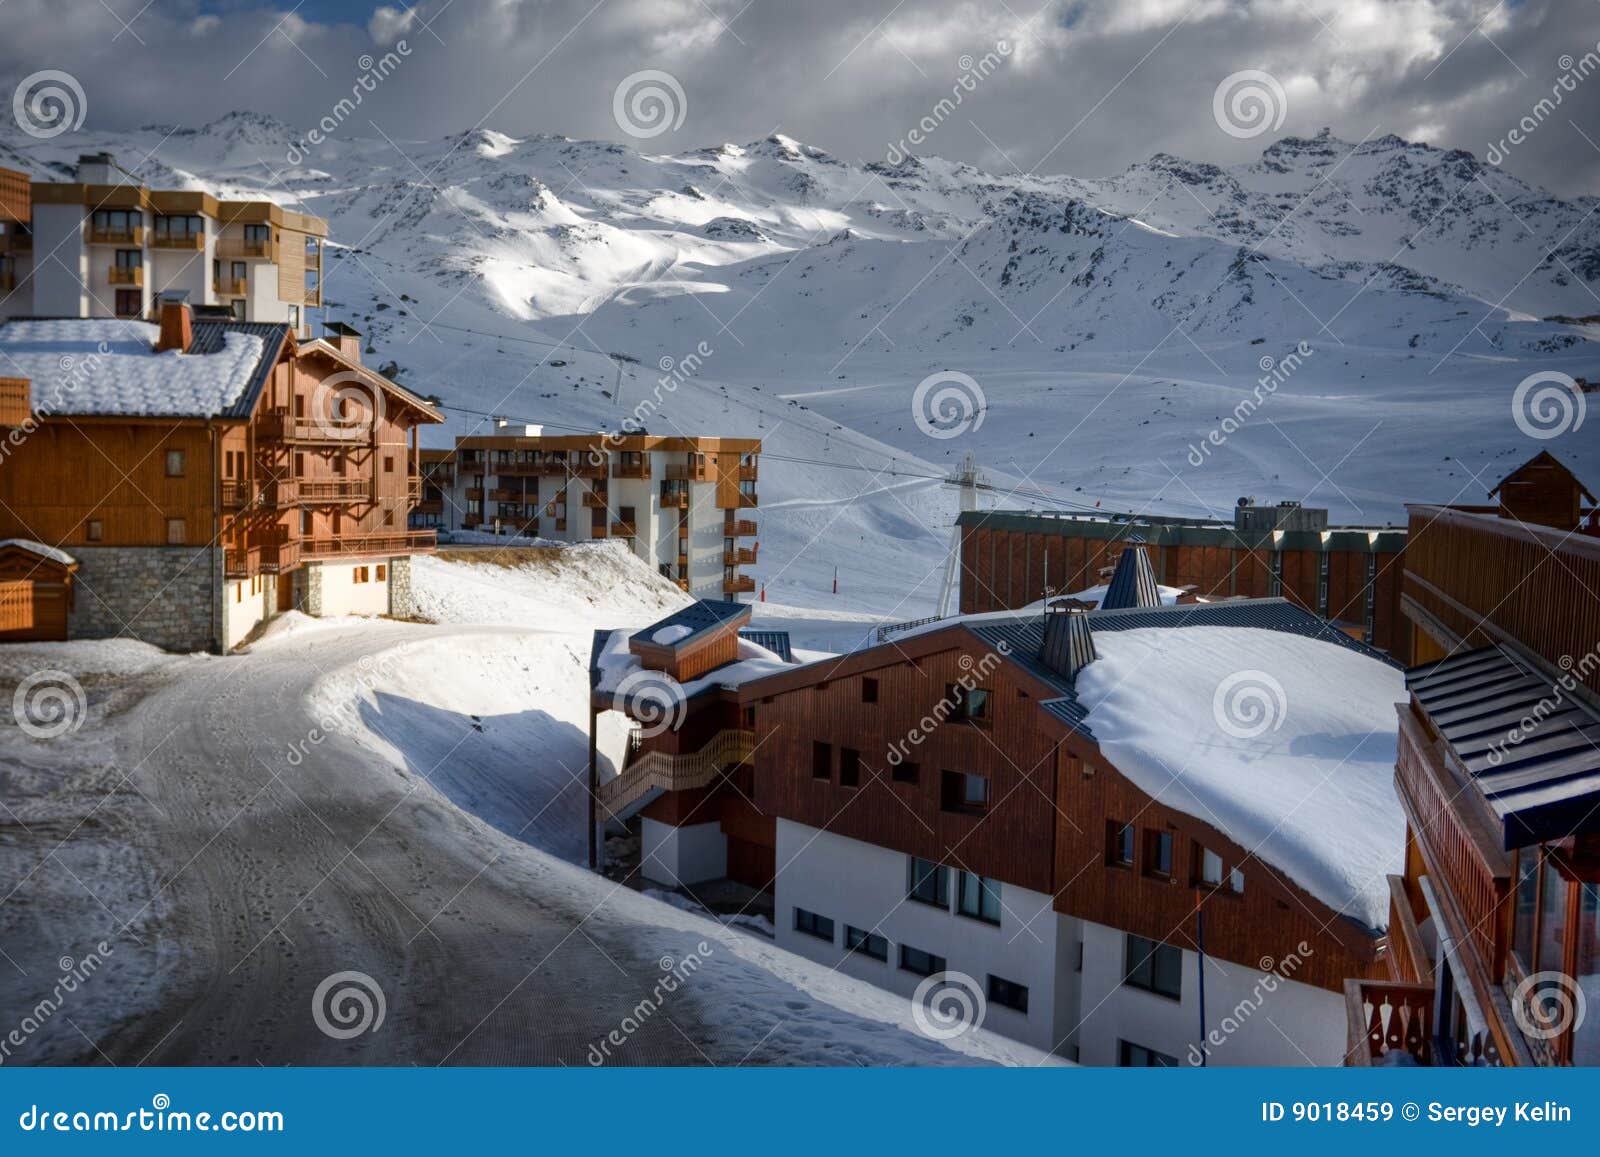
[
  {"left": 958, "top": 514, "right": 1410, "bottom": 662},
  {"left": 742, "top": 626, "right": 1384, "bottom": 991}
]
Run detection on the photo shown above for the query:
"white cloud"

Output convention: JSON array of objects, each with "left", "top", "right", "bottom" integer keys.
[{"left": 369, "top": 4, "right": 421, "bottom": 47}]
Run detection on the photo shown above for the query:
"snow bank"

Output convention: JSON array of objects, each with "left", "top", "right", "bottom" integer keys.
[{"left": 1075, "top": 626, "right": 1405, "bottom": 928}]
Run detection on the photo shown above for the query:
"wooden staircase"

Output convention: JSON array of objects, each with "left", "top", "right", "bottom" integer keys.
[{"left": 596, "top": 728, "right": 755, "bottom": 817}]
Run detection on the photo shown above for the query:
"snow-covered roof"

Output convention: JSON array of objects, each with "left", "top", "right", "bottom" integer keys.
[
  {"left": 0, "top": 538, "right": 77, "bottom": 566},
  {"left": 1075, "top": 625, "right": 1405, "bottom": 929},
  {"left": 0, "top": 319, "right": 278, "bottom": 417}
]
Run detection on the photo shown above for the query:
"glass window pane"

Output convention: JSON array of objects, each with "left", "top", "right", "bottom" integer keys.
[
  {"left": 1201, "top": 849, "right": 1223, "bottom": 884},
  {"left": 1513, "top": 848, "right": 1540, "bottom": 971},
  {"left": 1537, "top": 857, "right": 1568, "bottom": 976},
  {"left": 1572, "top": 884, "right": 1598, "bottom": 1066}
]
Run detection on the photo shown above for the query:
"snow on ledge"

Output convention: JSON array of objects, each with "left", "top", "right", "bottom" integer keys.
[{"left": 1076, "top": 625, "right": 1405, "bottom": 929}]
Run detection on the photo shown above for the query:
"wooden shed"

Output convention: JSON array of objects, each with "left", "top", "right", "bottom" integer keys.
[
  {"left": 1489, "top": 450, "right": 1595, "bottom": 530},
  {"left": 0, "top": 540, "right": 77, "bottom": 642}
]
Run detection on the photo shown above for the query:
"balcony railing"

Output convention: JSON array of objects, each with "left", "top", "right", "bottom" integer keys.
[
  {"left": 0, "top": 378, "right": 31, "bottom": 426},
  {"left": 224, "top": 547, "right": 259, "bottom": 579},
  {"left": 301, "top": 531, "right": 437, "bottom": 559},
  {"left": 464, "top": 488, "right": 484, "bottom": 502},
  {"left": 258, "top": 410, "right": 370, "bottom": 443},
  {"left": 1383, "top": 874, "right": 1433, "bottom": 986},
  {"left": 214, "top": 277, "right": 246, "bottom": 297},
  {"left": 108, "top": 265, "right": 143, "bottom": 286},
  {"left": 613, "top": 459, "right": 650, "bottom": 479},
  {"left": 610, "top": 521, "right": 636, "bottom": 538},
  {"left": 217, "top": 237, "right": 272, "bottom": 260},
  {"left": 492, "top": 460, "right": 543, "bottom": 476},
  {"left": 723, "top": 575, "right": 755, "bottom": 594},
  {"left": 570, "top": 460, "right": 607, "bottom": 479},
  {"left": 86, "top": 226, "right": 143, "bottom": 245},
  {"left": 151, "top": 232, "right": 205, "bottom": 250},
  {"left": 415, "top": 499, "right": 444, "bottom": 515},
  {"left": 488, "top": 488, "right": 522, "bottom": 503},
  {"left": 407, "top": 476, "right": 423, "bottom": 504},
  {"left": 297, "top": 479, "right": 374, "bottom": 503},
  {"left": 659, "top": 489, "right": 689, "bottom": 509},
  {"left": 665, "top": 463, "right": 708, "bottom": 482},
  {"left": 1344, "top": 980, "right": 1435, "bottom": 1065},
  {"left": 595, "top": 728, "right": 755, "bottom": 814},
  {"left": 724, "top": 548, "right": 756, "bottom": 566},
  {"left": 581, "top": 490, "right": 610, "bottom": 509},
  {"left": 726, "top": 518, "right": 757, "bottom": 536},
  {"left": 737, "top": 491, "right": 758, "bottom": 508},
  {"left": 738, "top": 464, "right": 758, "bottom": 480}
]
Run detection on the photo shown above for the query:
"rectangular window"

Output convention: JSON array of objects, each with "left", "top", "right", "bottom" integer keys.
[
  {"left": 941, "top": 770, "right": 989, "bottom": 815},
  {"left": 844, "top": 925, "right": 888, "bottom": 962},
  {"left": 115, "top": 289, "right": 141, "bottom": 317},
  {"left": 1119, "top": 1040, "right": 1178, "bottom": 1067},
  {"left": 1124, "top": 934, "right": 1182, "bottom": 1000},
  {"left": 376, "top": 564, "right": 387, "bottom": 582},
  {"left": 384, "top": 456, "right": 395, "bottom": 473},
  {"left": 957, "top": 871, "right": 1001, "bottom": 925},
  {"left": 908, "top": 857, "right": 949, "bottom": 909},
  {"left": 898, "top": 945, "right": 945, "bottom": 977},
  {"left": 165, "top": 518, "right": 186, "bottom": 545},
  {"left": 1145, "top": 830, "right": 1174, "bottom": 879},
  {"left": 353, "top": 566, "right": 369, "bottom": 584},
  {"left": 1108, "top": 821, "right": 1135, "bottom": 867},
  {"left": 793, "top": 908, "right": 834, "bottom": 943},
  {"left": 891, "top": 760, "right": 919, "bottom": 785},
  {"left": 947, "top": 683, "right": 990, "bottom": 724},
  {"left": 1229, "top": 868, "right": 1245, "bottom": 894},
  {"left": 861, "top": 677, "right": 878, "bottom": 704},
  {"left": 86, "top": 520, "right": 103, "bottom": 542},
  {"left": 165, "top": 448, "right": 185, "bottom": 477},
  {"left": 988, "top": 975, "right": 1029, "bottom": 1013},
  {"left": 1198, "top": 847, "right": 1223, "bottom": 887},
  {"left": 838, "top": 747, "right": 861, "bottom": 788},
  {"left": 811, "top": 741, "right": 831, "bottom": 781},
  {"left": 1537, "top": 855, "right": 1569, "bottom": 977},
  {"left": 1513, "top": 848, "right": 1540, "bottom": 971}
]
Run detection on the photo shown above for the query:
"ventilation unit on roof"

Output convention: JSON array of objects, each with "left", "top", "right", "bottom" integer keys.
[{"left": 1041, "top": 609, "right": 1096, "bottom": 683}]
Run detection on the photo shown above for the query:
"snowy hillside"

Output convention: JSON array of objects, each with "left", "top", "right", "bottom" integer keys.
[{"left": 4, "top": 114, "right": 1596, "bottom": 616}]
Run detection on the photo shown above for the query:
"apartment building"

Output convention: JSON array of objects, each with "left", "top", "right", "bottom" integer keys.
[
  {"left": 1345, "top": 451, "right": 1600, "bottom": 1067},
  {"left": 958, "top": 500, "right": 1410, "bottom": 660},
  {"left": 0, "top": 302, "right": 439, "bottom": 650},
  {"left": 435, "top": 431, "right": 760, "bottom": 601},
  {"left": 0, "top": 155, "right": 324, "bottom": 333},
  {"left": 589, "top": 550, "right": 1410, "bottom": 1063}
]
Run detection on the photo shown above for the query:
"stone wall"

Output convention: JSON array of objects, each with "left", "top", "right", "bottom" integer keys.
[
  {"left": 388, "top": 555, "right": 413, "bottom": 617},
  {"left": 67, "top": 545, "right": 220, "bottom": 652},
  {"left": 293, "top": 563, "right": 324, "bottom": 617}
]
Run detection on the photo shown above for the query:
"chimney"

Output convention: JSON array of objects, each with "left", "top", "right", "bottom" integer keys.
[
  {"left": 324, "top": 321, "right": 364, "bottom": 364},
  {"left": 76, "top": 152, "right": 132, "bottom": 186},
  {"left": 1041, "top": 609, "right": 1097, "bottom": 683},
  {"left": 156, "top": 290, "right": 193, "bottom": 353}
]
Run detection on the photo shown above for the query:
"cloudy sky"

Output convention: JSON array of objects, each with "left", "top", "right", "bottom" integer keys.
[{"left": 4, "top": 0, "right": 1598, "bottom": 194}]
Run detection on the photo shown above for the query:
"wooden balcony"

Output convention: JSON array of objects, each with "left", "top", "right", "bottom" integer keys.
[
  {"left": 726, "top": 518, "right": 757, "bottom": 537},
  {"left": 613, "top": 459, "right": 650, "bottom": 479},
  {"left": 214, "top": 277, "right": 246, "bottom": 297},
  {"left": 580, "top": 490, "right": 610, "bottom": 509},
  {"left": 0, "top": 230, "right": 32, "bottom": 254},
  {"left": 659, "top": 489, "right": 689, "bottom": 509},
  {"left": 736, "top": 491, "right": 758, "bottom": 508},
  {"left": 1383, "top": 874, "right": 1433, "bottom": 986},
  {"left": 108, "top": 265, "right": 143, "bottom": 286},
  {"left": 224, "top": 547, "right": 259, "bottom": 579},
  {"left": 262, "top": 541, "right": 301, "bottom": 573},
  {"left": 217, "top": 237, "right": 273, "bottom": 260},
  {"left": 258, "top": 410, "right": 369, "bottom": 443},
  {"left": 464, "top": 488, "right": 484, "bottom": 502},
  {"left": 570, "top": 459, "right": 607, "bottom": 480},
  {"left": 738, "top": 464, "right": 759, "bottom": 481},
  {"left": 665, "top": 463, "right": 708, "bottom": 482},
  {"left": 415, "top": 498, "right": 444, "bottom": 515},
  {"left": 538, "top": 461, "right": 570, "bottom": 476},
  {"left": 724, "top": 548, "right": 756, "bottom": 566},
  {"left": 487, "top": 488, "right": 521, "bottom": 503},
  {"left": 677, "top": 523, "right": 689, "bottom": 539},
  {"left": 301, "top": 531, "right": 437, "bottom": 559},
  {"left": 610, "top": 521, "right": 636, "bottom": 538},
  {"left": 151, "top": 232, "right": 205, "bottom": 250},
  {"left": 0, "top": 378, "right": 31, "bottom": 427},
  {"left": 1344, "top": 980, "right": 1435, "bottom": 1065},
  {"left": 407, "top": 476, "right": 423, "bottom": 504},
  {"left": 492, "top": 460, "right": 543, "bottom": 477},
  {"left": 723, "top": 575, "right": 756, "bottom": 594},
  {"left": 595, "top": 728, "right": 754, "bottom": 814},
  {"left": 0, "top": 581, "right": 31, "bottom": 633},
  {"left": 86, "top": 225, "right": 143, "bottom": 245},
  {"left": 464, "top": 514, "right": 484, "bottom": 529},
  {"left": 297, "top": 479, "right": 374, "bottom": 504},
  {"left": 1405, "top": 504, "right": 1600, "bottom": 697}
]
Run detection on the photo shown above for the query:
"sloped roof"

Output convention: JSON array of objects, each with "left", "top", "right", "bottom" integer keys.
[
  {"left": 0, "top": 538, "right": 77, "bottom": 567},
  {"left": 1100, "top": 545, "right": 1160, "bottom": 610},
  {"left": 633, "top": 600, "right": 751, "bottom": 652},
  {"left": 1408, "top": 645, "right": 1600, "bottom": 849},
  {"left": 738, "top": 628, "right": 793, "bottom": 661},
  {"left": 1488, "top": 449, "right": 1595, "bottom": 504}
]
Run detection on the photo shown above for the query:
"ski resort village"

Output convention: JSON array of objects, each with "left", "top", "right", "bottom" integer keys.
[{"left": 1, "top": 121, "right": 1599, "bottom": 1071}]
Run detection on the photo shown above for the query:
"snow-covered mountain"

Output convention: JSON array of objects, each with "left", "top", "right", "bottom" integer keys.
[{"left": 3, "top": 113, "right": 1596, "bottom": 616}]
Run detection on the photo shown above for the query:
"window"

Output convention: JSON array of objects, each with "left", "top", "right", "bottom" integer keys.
[
  {"left": 114, "top": 248, "right": 142, "bottom": 271},
  {"left": 844, "top": 925, "right": 888, "bottom": 962},
  {"left": 940, "top": 770, "right": 989, "bottom": 815},
  {"left": 86, "top": 520, "right": 103, "bottom": 542},
  {"left": 1229, "top": 868, "right": 1245, "bottom": 893},
  {"left": 861, "top": 677, "right": 878, "bottom": 704},
  {"left": 908, "top": 857, "right": 949, "bottom": 909},
  {"left": 891, "top": 760, "right": 919, "bottom": 785},
  {"left": 1574, "top": 884, "right": 1599, "bottom": 1065},
  {"left": 947, "top": 683, "right": 990, "bottom": 724},
  {"left": 1119, "top": 1040, "right": 1178, "bottom": 1067},
  {"left": 353, "top": 566, "right": 370, "bottom": 584},
  {"left": 115, "top": 290, "right": 141, "bottom": 317},
  {"left": 1108, "top": 821, "right": 1135, "bottom": 867},
  {"left": 384, "top": 456, "right": 395, "bottom": 473},
  {"left": 1513, "top": 848, "right": 1540, "bottom": 970},
  {"left": 376, "top": 564, "right": 387, "bottom": 581},
  {"left": 1198, "top": 847, "right": 1223, "bottom": 887},
  {"left": 1124, "top": 934, "right": 1182, "bottom": 1000},
  {"left": 1144, "top": 830, "right": 1174, "bottom": 879},
  {"left": 793, "top": 907, "right": 834, "bottom": 943},
  {"left": 165, "top": 518, "right": 186, "bottom": 545},
  {"left": 838, "top": 747, "right": 861, "bottom": 788},
  {"left": 1536, "top": 854, "right": 1568, "bottom": 977},
  {"left": 165, "top": 449, "right": 185, "bottom": 477},
  {"left": 899, "top": 945, "right": 945, "bottom": 977},
  {"left": 988, "top": 975, "right": 1029, "bottom": 1013},
  {"left": 957, "top": 871, "right": 1001, "bottom": 925},
  {"left": 811, "top": 741, "right": 831, "bottom": 781}
]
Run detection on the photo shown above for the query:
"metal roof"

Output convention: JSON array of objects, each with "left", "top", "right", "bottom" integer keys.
[
  {"left": 1407, "top": 646, "right": 1600, "bottom": 849},
  {"left": 635, "top": 599, "right": 752, "bottom": 650},
  {"left": 1100, "top": 546, "right": 1160, "bottom": 610},
  {"left": 192, "top": 321, "right": 290, "bottom": 419},
  {"left": 739, "top": 629, "right": 793, "bottom": 662},
  {"left": 956, "top": 507, "right": 1405, "bottom": 552}
]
